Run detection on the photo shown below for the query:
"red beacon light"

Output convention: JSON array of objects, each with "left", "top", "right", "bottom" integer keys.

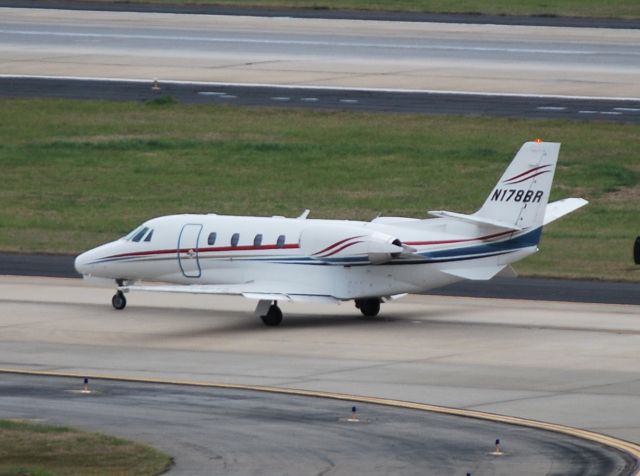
[{"left": 534, "top": 138, "right": 543, "bottom": 143}]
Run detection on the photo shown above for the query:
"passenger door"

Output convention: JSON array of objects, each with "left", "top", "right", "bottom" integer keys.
[{"left": 178, "top": 224, "right": 203, "bottom": 278}]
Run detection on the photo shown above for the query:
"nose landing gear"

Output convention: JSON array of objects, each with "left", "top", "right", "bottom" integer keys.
[{"left": 112, "top": 290, "right": 127, "bottom": 310}]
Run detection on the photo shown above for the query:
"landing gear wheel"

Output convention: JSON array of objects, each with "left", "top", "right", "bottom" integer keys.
[
  {"left": 355, "top": 298, "right": 380, "bottom": 317},
  {"left": 112, "top": 291, "right": 127, "bottom": 310},
  {"left": 261, "top": 304, "right": 283, "bottom": 326}
]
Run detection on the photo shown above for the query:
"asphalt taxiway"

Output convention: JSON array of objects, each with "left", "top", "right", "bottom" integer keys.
[{"left": 2, "top": 372, "right": 635, "bottom": 475}]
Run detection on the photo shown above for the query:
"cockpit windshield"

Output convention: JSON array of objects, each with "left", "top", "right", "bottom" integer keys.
[{"left": 123, "top": 225, "right": 153, "bottom": 242}]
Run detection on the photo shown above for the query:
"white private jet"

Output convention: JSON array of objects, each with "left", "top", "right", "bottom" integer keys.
[{"left": 75, "top": 140, "right": 587, "bottom": 326}]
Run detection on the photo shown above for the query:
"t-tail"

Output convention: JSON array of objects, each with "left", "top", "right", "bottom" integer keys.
[
  {"left": 475, "top": 140, "right": 559, "bottom": 231},
  {"left": 429, "top": 140, "right": 587, "bottom": 248}
]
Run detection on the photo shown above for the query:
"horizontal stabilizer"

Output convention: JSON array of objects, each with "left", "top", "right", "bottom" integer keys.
[
  {"left": 428, "top": 210, "right": 522, "bottom": 231},
  {"left": 543, "top": 198, "right": 588, "bottom": 225}
]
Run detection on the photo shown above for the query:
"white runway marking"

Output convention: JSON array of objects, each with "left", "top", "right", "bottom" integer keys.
[{"left": 536, "top": 106, "right": 567, "bottom": 111}]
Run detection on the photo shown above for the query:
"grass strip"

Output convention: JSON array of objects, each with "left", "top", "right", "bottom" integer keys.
[
  {"left": 0, "top": 97, "right": 638, "bottom": 281},
  {"left": 0, "top": 419, "right": 171, "bottom": 476},
  {"left": 81, "top": 0, "right": 640, "bottom": 20}
]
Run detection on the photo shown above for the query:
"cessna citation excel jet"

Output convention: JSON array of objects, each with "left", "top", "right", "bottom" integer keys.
[{"left": 75, "top": 140, "right": 587, "bottom": 326}]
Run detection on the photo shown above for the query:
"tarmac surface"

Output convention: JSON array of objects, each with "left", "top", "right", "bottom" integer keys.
[
  {"left": 3, "top": 76, "right": 640, "bottom": 123},
  {"left": 2, "top": 372, "right": 635, "bottom": 476},
  {"left": 2, "top": 8, "right": 639, "bottom": 99},
  {"left": 1, "top": 275, "right": 639, "bottom": 447}
]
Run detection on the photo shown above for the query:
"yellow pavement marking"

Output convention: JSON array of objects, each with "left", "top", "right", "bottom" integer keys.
[{"left": 2, "top": 367, "right": 639, "bottom": 473}]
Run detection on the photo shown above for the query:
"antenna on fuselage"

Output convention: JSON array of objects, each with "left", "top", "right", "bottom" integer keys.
[{"left": 297, "top": 209, "right": 310, "bottom": 220}]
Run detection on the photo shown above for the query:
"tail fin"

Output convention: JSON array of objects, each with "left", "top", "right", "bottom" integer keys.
[{"left": 474, "top": 141, "right": 560, "bottom": 229}]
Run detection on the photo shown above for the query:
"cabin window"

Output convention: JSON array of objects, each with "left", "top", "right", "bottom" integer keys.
[
  {"left": 276, "top": 235, "right": 286, "bottom": 249},
  {"left": 144, "top": 230, "right": 154, "bottom": 242},
  {"left": 253, "top": 234, "right": 263, "bottom": 247},
  {"left": 132, "top": 227, "right": 149, "bottom": 243},
  {"left": 208, "top": 232, "right": 217, "bottom": 246},
  {"left": 231, "top": 233, "right": 240, "bottom": 247}
]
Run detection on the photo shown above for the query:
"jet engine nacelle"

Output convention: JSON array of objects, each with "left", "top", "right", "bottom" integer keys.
[{"left": 299, "top": 224, "right": 404, "bottom": 264}]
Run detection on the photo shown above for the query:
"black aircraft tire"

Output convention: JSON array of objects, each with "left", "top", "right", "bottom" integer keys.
[
  {"left": 112, "top": 291, "right": 127, "bottom": 310},
  {"left": 356, "top": 298, "right": 380, "bottom": 318},
  {"left": 634, "top": 236, "right": 640, "bottom": 265},
  {"left": 261, "top": 305, "right": 283, "bottom": 326}
]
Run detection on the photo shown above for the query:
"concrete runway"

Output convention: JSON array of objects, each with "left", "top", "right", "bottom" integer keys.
[
  {"left": 1, "top": 275, "right": 639, "bottom": 448},
  {"left": 1, "top": 8, "right": 640, "bottom": 98},
  {"left": 2, "top": 373, "right": 635, "bottom": 476}
]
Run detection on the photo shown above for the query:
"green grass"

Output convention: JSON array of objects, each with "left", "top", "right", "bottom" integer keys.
[
  {"left": 0, "top": 98, "right": 639, "bottom": 281},
  {"left": 0, "top": 419, "right": 171, "bottom": 475},
  {"left": 84, "top": 0, "right": 640, "bottom": 19}
]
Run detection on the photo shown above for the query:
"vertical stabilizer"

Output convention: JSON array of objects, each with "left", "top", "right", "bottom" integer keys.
[{"left": 475, "top": 141, "right": 560, "bottom": 229}]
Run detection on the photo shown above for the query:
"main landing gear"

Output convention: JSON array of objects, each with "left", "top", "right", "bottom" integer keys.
[
  {"left": 112, "top": 290, "right": 127, "bottom": 310},
  {"left": 255, "top": 300, "right": 283, "bottom": 326},
  {"left": 355, "top": 298, "right": 381, "bottom": 318}
]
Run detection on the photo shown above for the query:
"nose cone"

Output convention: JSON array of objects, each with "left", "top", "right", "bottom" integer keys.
[{"left": 74, "top": 250, "right": 93, "bottom": 276}]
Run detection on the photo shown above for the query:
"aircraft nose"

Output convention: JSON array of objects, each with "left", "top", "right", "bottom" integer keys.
[{"left": 74, "top": 250, "right": 93, "bottom": 276}]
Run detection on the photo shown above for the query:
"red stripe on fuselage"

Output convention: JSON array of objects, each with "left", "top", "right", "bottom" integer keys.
[{"left": 105, "top": 243, "right": 299, "bottom": 260}]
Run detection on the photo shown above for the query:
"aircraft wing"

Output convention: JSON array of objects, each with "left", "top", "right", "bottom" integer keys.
[{"left": 119, "top": 281, "right": 341, "bottom": 304}]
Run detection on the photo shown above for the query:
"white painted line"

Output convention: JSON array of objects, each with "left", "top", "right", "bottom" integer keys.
[
  {"left": 300, "top": 97, "right": 319, "bottom": 102},
  {"left": 578, "top": 110, "right": 598, "bottom": 114},
  {"left": 0, "top": 29, "right": 614, "bottom": 56},
  {"left": 600, "top": 111, "right": 623, "bottom": 115},
  {"left": 271, "top": 96, "right": 290, "bottom": 101},
  {"left": 219, "top": 95, "right": 237, "bottom": 99},
  {"left": 613, "top": 107, "right": 640, "bottom": 112},
  {"left": 536, "top": 106, "right": 567, "bottom": 111},
  {"left": 197, "top": 91, "right": 226, "bottom": 96},
  {"left": 3, "top": 74, "right": 640, "bottom": 102},
  {"left": 339, "top": 99, "right": 359, "bottom": 104}
]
